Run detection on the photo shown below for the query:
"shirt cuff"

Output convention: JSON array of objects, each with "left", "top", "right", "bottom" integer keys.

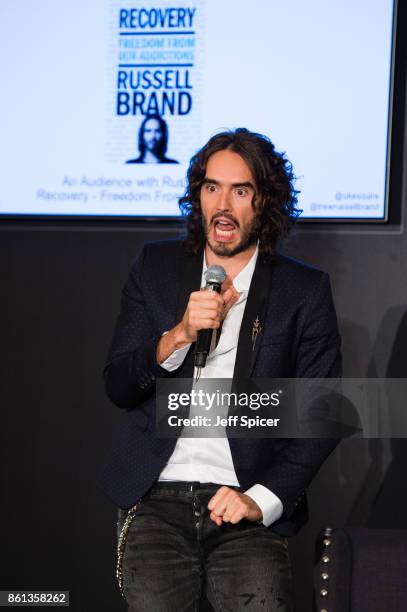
[
  {"left": 159, "top": 331, "right": 192, "bottom": 372},
  {"left": 244, "top": 484, "right": 284, "bottom": 527}
]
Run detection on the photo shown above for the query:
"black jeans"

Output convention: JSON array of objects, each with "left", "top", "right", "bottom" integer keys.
[{"left": 117, "top": 481, "right": 293, "bottom": 612}]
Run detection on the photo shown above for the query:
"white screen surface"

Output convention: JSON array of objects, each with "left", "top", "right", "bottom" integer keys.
[{"left": 0, "top": 0, "right": 395, "bottom": 220}]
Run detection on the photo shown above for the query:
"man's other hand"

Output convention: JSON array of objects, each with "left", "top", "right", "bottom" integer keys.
[
  {"left": 220, "top": 275, "right": 241, "bottom": 316},
  {"left": 207, "top": 486, "right": 263, "bottom": 526}
]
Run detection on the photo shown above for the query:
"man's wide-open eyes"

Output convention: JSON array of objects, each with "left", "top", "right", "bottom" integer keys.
[
  {"left": 204, "top": 183, "right": 218, "bottom": 193},
  {"left": 235, "top": 187, "right": 249, "bottom": 197}
]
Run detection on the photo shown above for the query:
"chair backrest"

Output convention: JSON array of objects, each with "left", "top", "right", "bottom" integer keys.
[{"left": 314, "top": 527, "right": 407, "bottom": 612}]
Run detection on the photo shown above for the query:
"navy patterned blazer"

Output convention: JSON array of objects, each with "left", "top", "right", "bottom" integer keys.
[{"left": 101, "top": 238, "right": 342, "bottom": 536}]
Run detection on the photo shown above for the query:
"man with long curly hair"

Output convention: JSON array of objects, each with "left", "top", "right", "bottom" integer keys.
[
  {"left": 103, "top": 128, "right": 342, "bottom": 611},
  {"left": 126, "top": 114, "right": 178, "bottom": 164}
]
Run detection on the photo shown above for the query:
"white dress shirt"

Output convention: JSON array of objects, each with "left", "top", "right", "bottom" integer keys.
[{"left": 158, "top": 246, "right": 283, "bottom": 527}]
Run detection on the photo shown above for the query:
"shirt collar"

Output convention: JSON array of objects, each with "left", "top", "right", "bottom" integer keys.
[{"left": 202, "top": 245, "right": 259, "bottom": 292}]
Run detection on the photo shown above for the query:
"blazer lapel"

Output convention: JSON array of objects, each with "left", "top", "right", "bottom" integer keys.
[
  {"left": 174, "top": 246, "right": 204, "bottom": 324},
  {"left": 232, "top": 253, "right": 274, "bottom": 383},
  {"left": 174, "top": 245, "right": 204, "bottom": 378}
]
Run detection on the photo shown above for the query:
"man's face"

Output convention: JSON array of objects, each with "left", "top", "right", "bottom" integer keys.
[
  {"left": 143, "top": 118, "right": 163, "bottom": 152},
  {"left": 200, "top": 149, "right": 261, "bottom": 257}
]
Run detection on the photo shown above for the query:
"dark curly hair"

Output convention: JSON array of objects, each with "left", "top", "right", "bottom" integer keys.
[{"left": 179, "top": 128, "right": 301, "bottom": 258}]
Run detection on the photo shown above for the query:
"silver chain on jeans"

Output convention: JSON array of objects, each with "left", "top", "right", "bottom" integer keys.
[{"left": 116, "top": 503, "right": 139, "bottom": 598}]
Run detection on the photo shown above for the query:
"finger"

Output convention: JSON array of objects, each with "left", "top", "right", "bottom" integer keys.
[
  {"left": 190, "top": 311, "right": 223, "bottom": 324},
  {"left": 223, "top": 296, "right": 240, "bottom": 316},
  {"left": 211, "top": 501, "right": 243, "bottom": 524},
  {"left": 220, "top": 496, "right": 242, "bottom": 522},
  {"left": 191, "top": 301, "right": 224, "bottom": 315},
  {"left": 221, "top": 289, "right": 234, "bottom": 305},
  {"left": 222, "top": 510, "right": 234, "bottom": 523},
  {"left": 190, "top": 306, "right": 223, "bottom": 318},
  {"left": 207, "top": 486, "right": 231, "bottom": 511},
  {"left": 195, "top": 298, "right": 225, "bottom": 309},
  {"left": 220, "top": 276, "right": 233, "bottom": 293},
  {"left": 191, "top": 303, "right": 224, "bottom": 318},
  {"left": 209, "top": 491, "right": 239, "bottom": 519},
  {"left": 196, "top": 290, "right": 225, "bottom": 304},
  {"left": 192, "top": 307, "right": 222, "bottom": 317},
  {"left": 210, "top": 511, "right": 222, "bottom": 526},
  {"left": 190, "top": 318, "right": 221, "bottom": 330},
  {"left": 223, "top": 288, "right": 241, "bottom": 308},
  {"left": 211, "top": 500, "right": 229, "bottom": 517},
  {"left": 228, "top": 509, "right": 246, "bottom": 524}
]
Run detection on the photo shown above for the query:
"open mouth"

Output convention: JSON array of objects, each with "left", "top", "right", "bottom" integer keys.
[{"left": 213, "top": 218, "right": 238, "bottom": 242}]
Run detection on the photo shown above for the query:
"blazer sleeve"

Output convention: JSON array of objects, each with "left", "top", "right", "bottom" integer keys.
[
  {"left": 103, "top": 245, "right": 176, "bottom": 409},
  {"left": 259, "top": 272, "right": 342, "bottom": 519}
]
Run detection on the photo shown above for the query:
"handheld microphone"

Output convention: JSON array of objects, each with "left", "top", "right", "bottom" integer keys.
[{"left": 194, "top": 265, "right": 227, "bottom": 369}]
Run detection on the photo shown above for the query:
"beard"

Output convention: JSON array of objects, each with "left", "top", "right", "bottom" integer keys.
[
  {"left": 145, "top": 139, "right": 164, "bottom": 157},
  {"left": 203, "top": 212, "right": 262, "bottom": 257}
]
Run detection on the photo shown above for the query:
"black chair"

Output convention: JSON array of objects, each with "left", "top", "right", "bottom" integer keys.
[{"left": 314, "top": 526, "right": 407, "bottom": 611}]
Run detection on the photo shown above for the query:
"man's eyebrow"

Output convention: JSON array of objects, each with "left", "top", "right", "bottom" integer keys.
[
  {"left": 232, "top": 181, "right": 255, "bottom": 190},
  {"left": 202, "top": 177, "right": 255, "bottom": 190},
  {"left": 202, "top": 177, "right": 220, "bottom": 185}
]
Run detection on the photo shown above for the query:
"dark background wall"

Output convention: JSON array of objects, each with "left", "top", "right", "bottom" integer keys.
[
  {"left": 1, "top": 8, "right": 406, "bottom": 610},
  {"left": 1, "top": 205, "right": 406, "bottom": 611}
]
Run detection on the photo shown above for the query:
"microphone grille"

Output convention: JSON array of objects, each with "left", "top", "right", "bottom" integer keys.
[{"left": 205, "top": 265, "right": 226, "bottom": 285}]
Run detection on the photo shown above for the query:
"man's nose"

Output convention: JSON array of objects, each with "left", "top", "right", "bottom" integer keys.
[{"left": 217, "top": 189, "right": 232, "bottom": 212}]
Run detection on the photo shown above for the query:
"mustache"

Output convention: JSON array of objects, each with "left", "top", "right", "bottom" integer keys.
[{"left": 210, "top": 212, "right": 239, "bottom": 228}]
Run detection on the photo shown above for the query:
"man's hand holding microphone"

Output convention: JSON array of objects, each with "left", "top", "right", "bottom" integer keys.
[{"left": 156, "top": 267, "right": 240, "bottom": 365}]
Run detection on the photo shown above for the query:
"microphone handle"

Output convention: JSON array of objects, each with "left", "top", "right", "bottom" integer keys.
[{"left": 194, "top": 282, "right": 222, "bottom": 368}]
